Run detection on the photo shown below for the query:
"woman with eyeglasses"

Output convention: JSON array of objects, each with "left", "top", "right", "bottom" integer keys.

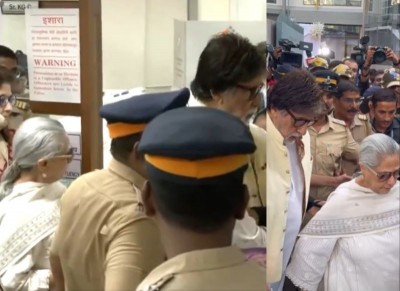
[
  {"left": 0, "top": 117, "right": 72, "bottom": 290},
  {"left": 286, "top": 133, "right": 399, "bottom": 291},
  {"left": 0, "top": 67, "right": 16, "bottom": 181}
]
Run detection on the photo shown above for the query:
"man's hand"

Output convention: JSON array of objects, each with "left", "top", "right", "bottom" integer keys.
[
  {"left": 364, "top": 46, "right": 375, "bottom": 67},
  {"left": 273, "top": 47, "right": 282, "bottom": 60},
  {"left": 333, "top": 174, "right": 352, "bottom": 187},
  {"left": 307, "top": 200, "right": 326, "bottom": 217},
  {"left": 385, "top": 47, "right": 400, "bottom": 66}
]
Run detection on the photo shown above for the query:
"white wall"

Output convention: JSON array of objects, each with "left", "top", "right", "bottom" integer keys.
[
  {"left": 144, "top": 0, "right": 187, "bottom": 88},
  {"left": 198, "top": 0, "right": 266, "bottom": 21},
  {"left": 0, "top": 14, "right": 27, "bottom": 51},
  {"left": 101, "top": 0, "right": 147, "bottom": 89}
]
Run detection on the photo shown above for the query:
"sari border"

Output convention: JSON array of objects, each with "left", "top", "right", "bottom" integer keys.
[{"left": 0, "top": 203, "right": 59, "bottom": 276}]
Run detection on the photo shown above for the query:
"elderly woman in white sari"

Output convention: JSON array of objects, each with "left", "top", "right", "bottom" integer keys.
[
  {"left": 286, "top": 133, "right": 399, "bottom": 291},
  {"left": 0, "top": 117, "right": 71, "bottom": 290}
]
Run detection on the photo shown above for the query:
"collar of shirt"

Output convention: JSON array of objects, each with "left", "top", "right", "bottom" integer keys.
[
  {"left": 146, "top": 246, "right": 247, "bottom": 278},
  {"left": 108, "top": 158, "right": 146, "bottom": 189},
  {"left": 371, "top": 119, "right": 395, "bottom": 135}
]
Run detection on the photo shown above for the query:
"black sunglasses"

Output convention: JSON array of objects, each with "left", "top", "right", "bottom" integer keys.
[
  {"left": 236, "top": 84, "right": 264, "bottom": 100},
  {"left": 286, "top": 109, "right": 316, "bottom": 127},
  {"left": 0, "top": 95, "right": 16, "bottom": 108},
  {"left": 366, "top": 165, "right": 400, "bottom": 182}
]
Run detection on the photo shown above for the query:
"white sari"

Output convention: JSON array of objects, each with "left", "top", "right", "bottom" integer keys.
[
  {"left": 286, "top": 179, "right": 400, "bottom": 291},
  {"left": 0, "top": 182, "right": 66, "bottom": 291}
]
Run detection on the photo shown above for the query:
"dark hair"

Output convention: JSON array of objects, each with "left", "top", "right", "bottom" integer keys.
[
  {"left": 0, "top": 46, "right": 17, "bottom": 61},
  {"left": 328, "top": 60, "right": 342, "bottom": 70},
  {"left": 0, "top": 67, "right": 14, "bottom": 87},
  {"left": 110, "top": 132, "right": 142, "bottom": 163},
  {"left": 256, "top": 41, "right": 267, "bottom": 58},
  {"left": 190, "top": 33, "right": 265, "bottom": 102},
  {"left": 149, "top": 168, "right": 247, "bottom": 233},
  {"left": 371, "top": 88, "right": 397, "bottom": 107},
  {"left": 375, "top": 70, "right": 385, "bottom": 76},
  {"left": 267, "top": 69, "right": 323, "bottom": 113},
  {"left": 335, "top": 80, "right": 360, "bottom": 99},
  {"left": 253, "top": 107, "right": 267, "bottom": 124}
]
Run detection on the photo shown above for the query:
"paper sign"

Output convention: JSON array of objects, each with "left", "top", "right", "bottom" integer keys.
[
  {"left": 1, "top": 1, "right": 39, "bottom": 15},
  {"left": 64, "top": 158, "right": 81, "bottom": 179},
  {"left": 25, "top": 9, "right": 81, "bottom": 103},
  {"left": 68, "top": 133, "right": 81, "bottom": 155}
]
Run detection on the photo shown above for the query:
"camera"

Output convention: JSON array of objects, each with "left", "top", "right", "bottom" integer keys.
[
  {"left": 276, "top": 39, "right": 313, "bottom": 68},
  {"left": 351, "top": 36, "right": 388, "bottom": 67},
  {"left": 372, "top": 47, "right": 387, "bottom": 64}
]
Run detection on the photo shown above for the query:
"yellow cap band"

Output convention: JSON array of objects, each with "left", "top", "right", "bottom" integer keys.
[
  {"left": 315, "top": 77, "right": 337, "bottom": 86},
  {"left": 107, "top": 122, "right": 147, "bottom": 138},
  {"left": 145, "top": 154, "right": 249, "bottom": 179}
]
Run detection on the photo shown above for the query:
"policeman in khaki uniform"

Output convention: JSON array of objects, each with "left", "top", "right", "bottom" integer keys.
[
  {"left": 136, "top": 107, "right": 266, "bottom": 291},
  {"left": 50, "top": 89, "right": 190, "bottom": 291},
  {"left": 309, "top": 71, "right": 359, "bottom": 202},
  {"left": 330, "top": 80, "right": 373, "bottom": 176}
]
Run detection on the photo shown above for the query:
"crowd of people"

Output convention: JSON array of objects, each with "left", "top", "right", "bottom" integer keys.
[{"left": 0, "top": 28, "right": 398, "bottom": 291}]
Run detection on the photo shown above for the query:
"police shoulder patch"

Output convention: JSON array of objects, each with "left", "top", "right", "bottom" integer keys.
[{"left": 358, "top": 114, "right": 368, "bottom": 121}]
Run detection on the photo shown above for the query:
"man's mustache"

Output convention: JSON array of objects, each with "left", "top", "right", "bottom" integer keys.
[{"left": 347, "top": 109, "right": 358, "bottom": 113}]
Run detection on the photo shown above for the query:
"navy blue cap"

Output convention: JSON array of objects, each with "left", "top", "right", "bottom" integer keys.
[
  {"left": 273, "top": 64, "right": 296, "bottom": 81},
  {"left": 138, "top": 107, "right": 256, "bottom": 184},
  {"left": 100, "top": 88, "right": 190, "bottom": 138},
  {"left": 313, "top": 70, "right": 340, "bottom": 92}
]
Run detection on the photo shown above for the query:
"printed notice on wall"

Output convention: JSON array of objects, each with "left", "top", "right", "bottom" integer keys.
[{"left": 25, "top": 9, "right": 80, "bottom": 103}]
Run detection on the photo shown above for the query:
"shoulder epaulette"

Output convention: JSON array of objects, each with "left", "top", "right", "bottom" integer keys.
[
  {"left": 15, "top": 100, "right": 30, "bottom": 111},
  {"left": 139, "top": 274, "right": 175, "bottom": 291}
]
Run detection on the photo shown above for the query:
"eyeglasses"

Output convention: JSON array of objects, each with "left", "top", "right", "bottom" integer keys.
[
  {"left": 0, "top": 94, "right": 16, "bottom": 108},
  {"left": 286, "top": 109, "right": 316, "bottom": 127},
  {"left": 236, "top": 84, "right": 264, "bottom": 100},
  {"left": 49, "top": 147, "right": 74, "bottom": 164},
  {"left": 10, "top": 67, "right": 22, "bottom": 80},
  {"left": 365, "top": 165, "right": 400, "bottom": 182},
  {"left": 340, "top": 97, "right": 362, "bottom": 106}
]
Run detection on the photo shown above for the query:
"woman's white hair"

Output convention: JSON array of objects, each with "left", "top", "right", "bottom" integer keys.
[
  {"left": 360, "top": 133, "right": 399, "bottom": 169},
  {"left": 0, "top": 117, "right": 67, "bottom": 200}
]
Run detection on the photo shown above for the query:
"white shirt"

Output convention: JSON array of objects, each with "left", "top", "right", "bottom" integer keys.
[
  {"left": 271, "top": 140, "right": 304, "bottom": 291},
  {"left": 232, "top": 211, "right": 266, "bottom": 249}
]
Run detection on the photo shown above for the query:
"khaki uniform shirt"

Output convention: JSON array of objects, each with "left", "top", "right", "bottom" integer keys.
[
  {"left": 308, "top": 116, "right": 359, "bottom": 201},
  {"left": 51, "top": 159, "right": 165, "bottom": 291},
  {"left": 330, "top": 113, "right": 372, "bottom": 176},
  {"left": 136, "top": 246, "right": 266, "bottom": 291},
  {"left": 244, "top": 124, "right": 266, "bottom": 207}
]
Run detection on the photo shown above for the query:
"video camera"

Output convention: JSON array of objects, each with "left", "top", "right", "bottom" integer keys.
[
  {"left": 277, "top": 39, "right": 313, "bottom": 68},
  {"left": 351, "top": 35, "right": 388, "bottom": 67}
]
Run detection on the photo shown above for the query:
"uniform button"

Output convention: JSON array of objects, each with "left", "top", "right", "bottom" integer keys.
[
  {"left": 286, "top": 170, "right": 290, "bottom": 174},
  {"left": 284, "top": 209, "right": 288, "bottom": 213},
  {"left": 286, "top": 191, "right": 290, "bottom": 195},
  {"left": 280, "top": 248, "right": 283, "bottom": 252},
  {"left": 283, "top": 228, "right": 286, "bottom": 232}
]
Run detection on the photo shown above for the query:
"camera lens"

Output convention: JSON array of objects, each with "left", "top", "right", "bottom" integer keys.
[{"left": 373, "top": 48, "right": 387, "bottom": 64}]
